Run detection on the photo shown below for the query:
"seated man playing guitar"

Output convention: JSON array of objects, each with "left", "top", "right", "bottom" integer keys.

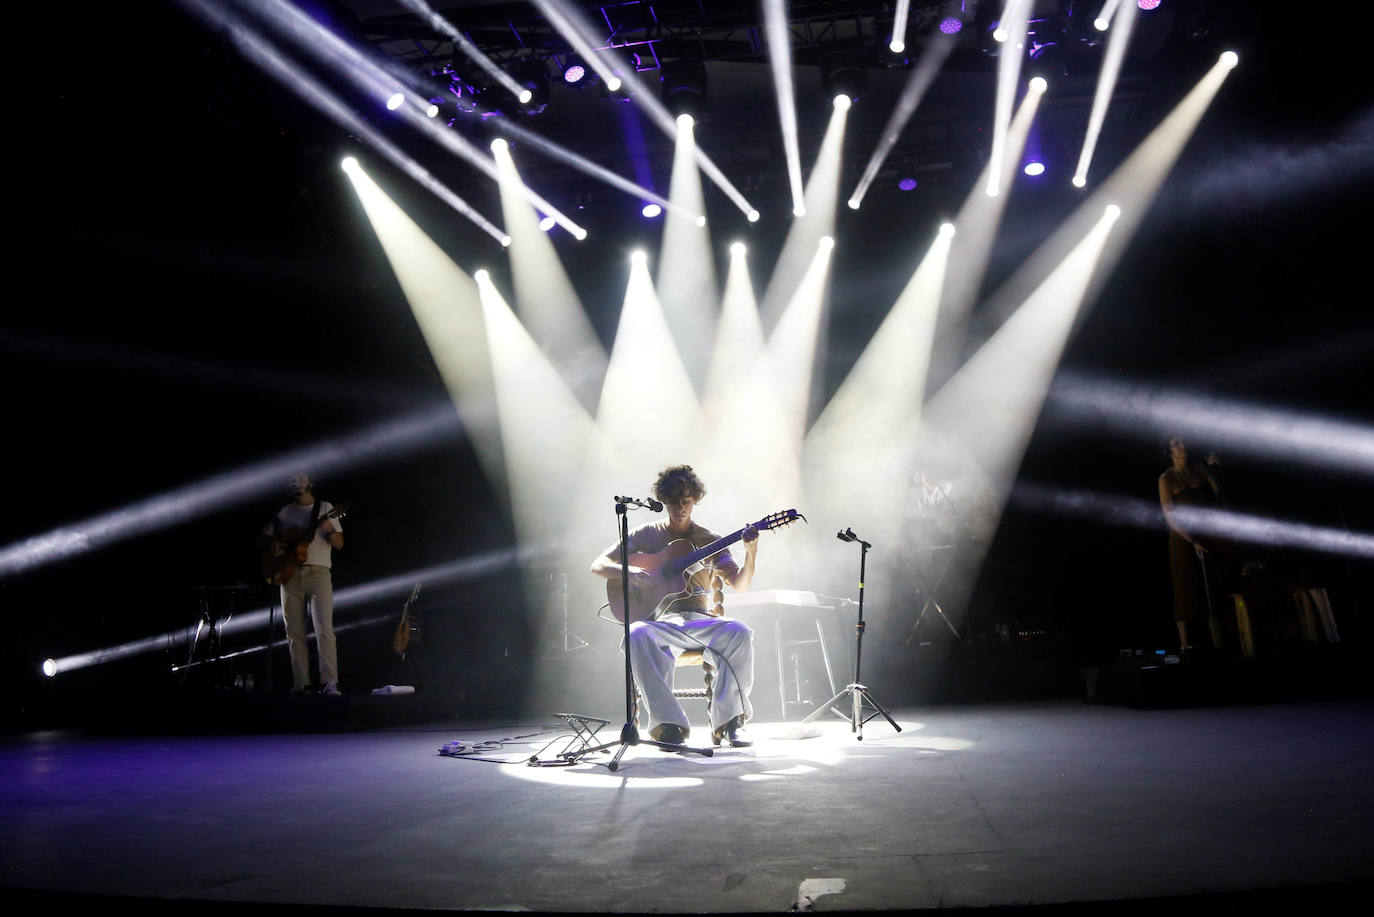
[{"left": 591, "top": 464, "right": 758, "bottom": 748}]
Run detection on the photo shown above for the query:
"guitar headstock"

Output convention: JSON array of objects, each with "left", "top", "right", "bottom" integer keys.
[{"left": 756, "top": 509, "right": 805, "bottom": 532}]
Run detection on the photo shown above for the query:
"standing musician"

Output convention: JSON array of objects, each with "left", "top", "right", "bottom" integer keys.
[
  {"left": 263, "top": 472, "right": 344, "bottom": 696},
  {"left": 1158, "top": 438, "right": 1222, "bottom": 652},
  {"left": 590, "top": 464, "right": 759, "bottom": 748}
]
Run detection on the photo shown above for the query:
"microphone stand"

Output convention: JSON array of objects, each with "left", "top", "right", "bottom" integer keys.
[
  {"left": 565, "top": 496, "right": 712, "bottom": 770},
  {"left": 803, "top": 528, "right": 901, "bottom": 740}
]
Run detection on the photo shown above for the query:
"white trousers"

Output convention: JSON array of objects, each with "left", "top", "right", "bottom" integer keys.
[
  {"left": 281, "top": 564, "right": 338, "bottom": 690},
  {"left": 627, "top": 617, "right": 754, "bottom": 734}
]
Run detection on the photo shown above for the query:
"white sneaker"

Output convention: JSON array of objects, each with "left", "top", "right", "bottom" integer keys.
[{"left": 323, "top": 682, "right": 342, "bottom": 696}]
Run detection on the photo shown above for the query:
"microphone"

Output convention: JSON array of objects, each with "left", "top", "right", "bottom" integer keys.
[{"left": 616, "top": 495, "right": 664, "bottom": 512}]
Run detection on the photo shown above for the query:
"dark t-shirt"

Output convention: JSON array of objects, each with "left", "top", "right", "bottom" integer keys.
[{"left": 601, "top": 520, "right": 740, "bottom": 613}]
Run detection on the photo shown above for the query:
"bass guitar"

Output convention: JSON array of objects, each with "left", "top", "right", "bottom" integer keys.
[
  {"left": 607, "top": 509, "right": 804, "bottom": 624},
  {"left": 392, "top": 583, "right": 423, "bottom": 657},
  {"left": 261, "top": 504, "right": 348, "bottom": 585}
]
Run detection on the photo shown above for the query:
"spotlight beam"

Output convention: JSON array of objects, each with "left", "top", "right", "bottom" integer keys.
[
  {"left": 224, "top": 0, "right": 585, "bottom": 239},
  {"left": 763, "top": 0, "right": 806, "bottom": 215},
  {"left": 1013, "top": 483, "right": 1374, "bottom": 560},
  {"left": 889, "top": 0, "right": 911, "bottom": 51},
  {"left": 180, "top": 0, "right": 507, "bottom": 244},
  {"left": 1073, "top": 1, "right": 1139, "bottom": 188},
  {"left": 848, "top": 30, "right": 956, "bottom": 208},
  {"left": 490, "top": 143, "right": 606, "bottom": 409},
  {"left": 534, "top": 0, "right": 757, "bottom": 218},
  {"left": 1048, "top": 371, "right": 1374, "bottom": 478},
  {"left": 656, "top": 115, "right": 719, "bottom": 386},
  {"left": 987, "top": 0, "right": 1033, "bottom": 197},
  {"left": 495, "top": 118, "right": 698, "bottom": 222},
  {"left": 394, "top": 0, "right": 532, "bottom": 103},
  {"left": 0, "top": 403, "right": 462, "bottom": 580},
  {"left": 41, "top": 549, "right": 525, "bottom": 676}
]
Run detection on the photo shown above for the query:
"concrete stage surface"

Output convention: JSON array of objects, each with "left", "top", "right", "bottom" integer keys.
[{"left": 3, "top": 697, "right": 1372, "bottom": 915}]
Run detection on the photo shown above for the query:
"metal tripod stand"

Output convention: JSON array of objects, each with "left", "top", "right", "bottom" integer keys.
[
  {"left": 906, "top": 543, "right": 961, "bottom": 645},
  {"left": 803, "top": 528, "right": 901, "bottom": 740}
]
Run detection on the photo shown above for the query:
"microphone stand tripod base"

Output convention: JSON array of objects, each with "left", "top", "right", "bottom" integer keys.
[
  {"left": 572, "top": 721, "right": 713, "bottom": 771},
  {"left": 801, "top": 683, "right": 900, "bottom": 740}
]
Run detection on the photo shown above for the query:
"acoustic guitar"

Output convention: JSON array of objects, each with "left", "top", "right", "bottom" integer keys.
[
  {"left": 392, "top": 583, "right": 423, "bottom": 657},
  {"left": 261, "top": 504, "right": 347, "bottom": 585},
  {"left": 606, "top": 509, "right": 803, "bottom": 624}
]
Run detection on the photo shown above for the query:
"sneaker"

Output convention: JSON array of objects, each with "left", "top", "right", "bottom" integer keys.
[
  {"left": 713, "top": 715, "right": 753, "bottom": 748},
  {"left": 649, "top": 723, "right": 688, "bottom": 749},
  {"left": 323, "top": 682, "right": 342, "bottom": 696}
]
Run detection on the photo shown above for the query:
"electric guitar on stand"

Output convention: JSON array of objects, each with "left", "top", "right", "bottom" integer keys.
[{"left": 607, "top": 509, "right": 804, "bottom": 623}]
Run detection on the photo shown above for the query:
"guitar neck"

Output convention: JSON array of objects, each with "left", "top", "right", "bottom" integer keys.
[{"left": 680, "top": 527, "right": 747, "bottom": 571}]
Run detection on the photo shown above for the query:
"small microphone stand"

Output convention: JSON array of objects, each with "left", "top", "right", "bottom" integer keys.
[
  {"left": 803, "top": 528, "right": 901, "bottom": 740},
  {"left": 562, "top": 496, "right": 712, "bottom": 771}
]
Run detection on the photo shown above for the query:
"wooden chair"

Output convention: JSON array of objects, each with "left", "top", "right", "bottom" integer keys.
[{"left": 624, "top": 576, "right": 726, "bottom": 729}]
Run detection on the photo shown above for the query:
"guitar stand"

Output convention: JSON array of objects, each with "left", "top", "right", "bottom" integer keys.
[
  {"left": 560, "top": 497, "right": 712, "bottom": 771},
  {"left": 803, "top": 529, "right": 901, "bottom": 741},
  {"left": 906, "top": 544, "right": 961, "bottom": 645},
  {"left": 528, "top": 713, "right": 611, "bottom": 766},
  {"left": 540, "top": 570, "right": 590, "bottom": 660}
]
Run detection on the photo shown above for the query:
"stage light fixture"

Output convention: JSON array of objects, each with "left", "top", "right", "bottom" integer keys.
[
  {"left": 660, "top": 58, "right": 708, "bottom": 121},
  {"left": 899, "top": 177, "right": 918, "bottom": 191},
  {"left": 539, "top": 215, "right": 556, "bottom": 231},
  {"left": 561, "top": 53, "right": 589, "bottom": 85},
  {"left": 1072, "top": 174, "right": 1087, "bottom": 187},
  {"left": 1030, "top": 76, "right": 1048, "bottom": 94},
  {"left": 641, "top": 203, "right": 662, "bottom": 218},
  {"left": 730, "top": 241, "right": 746, "bottom": 256},
  {"left": 847, "top": 199, "right": 861, "bottom": 210},
  {"left": 819, "top": 42, "right": 867, "bottom": 105},
  {"left": 386, "top": 91, "right": 405, "bottom": 110},
  {"left": 1025, "top": 161, "right": 1046, "bottom": 176},
  {"left": 747, "top": 209, "right": 760, "bottom": 222},
  {"left": 510, "top": 60, "right": 550, "bottom": 114},
  {"left": 1220, "top": 50, "right": 1239, "bottom": 69},
  {"left": 696, "top": 215, "right": 707, "bottom": 227},
  {"left": 940, "top": 16, "right": 964, "bottom": 34},
  {"left": 833, "top": 93, "right": 852, "bottom": 111},
  {"left": 340, "top": 156, "right": 359, "bottom": 172},
  {"left": 1139, "top": 0, "right": 1161, "bottom": 10},
  {"left": 42, "top": 659, "right": 57, "bottom": 677}
]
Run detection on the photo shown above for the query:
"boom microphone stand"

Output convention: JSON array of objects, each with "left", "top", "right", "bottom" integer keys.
[
  {"left": 803, "top": 527, "right": 901, "bottom": 740},
  {"left": 570, "top": 496, "right": 712, "bottom": 771}
]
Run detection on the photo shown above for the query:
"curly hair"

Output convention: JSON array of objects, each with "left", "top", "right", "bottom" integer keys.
[{"left": 652, "top": 464, "right": 706, "bottom": 503}]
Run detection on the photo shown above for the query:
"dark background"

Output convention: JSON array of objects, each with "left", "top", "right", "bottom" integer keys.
[{"left": 2, "top": 0, "right": 1371, "bottom": 724}]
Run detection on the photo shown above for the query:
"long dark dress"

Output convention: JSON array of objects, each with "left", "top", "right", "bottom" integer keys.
[{"left": 1165, "top": 471, "right": 1214, "bottom": 624}]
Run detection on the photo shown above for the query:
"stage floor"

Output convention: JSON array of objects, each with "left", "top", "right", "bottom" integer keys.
[{"left": 3, "top": 696, "right": 1373, "bottom": 914}]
